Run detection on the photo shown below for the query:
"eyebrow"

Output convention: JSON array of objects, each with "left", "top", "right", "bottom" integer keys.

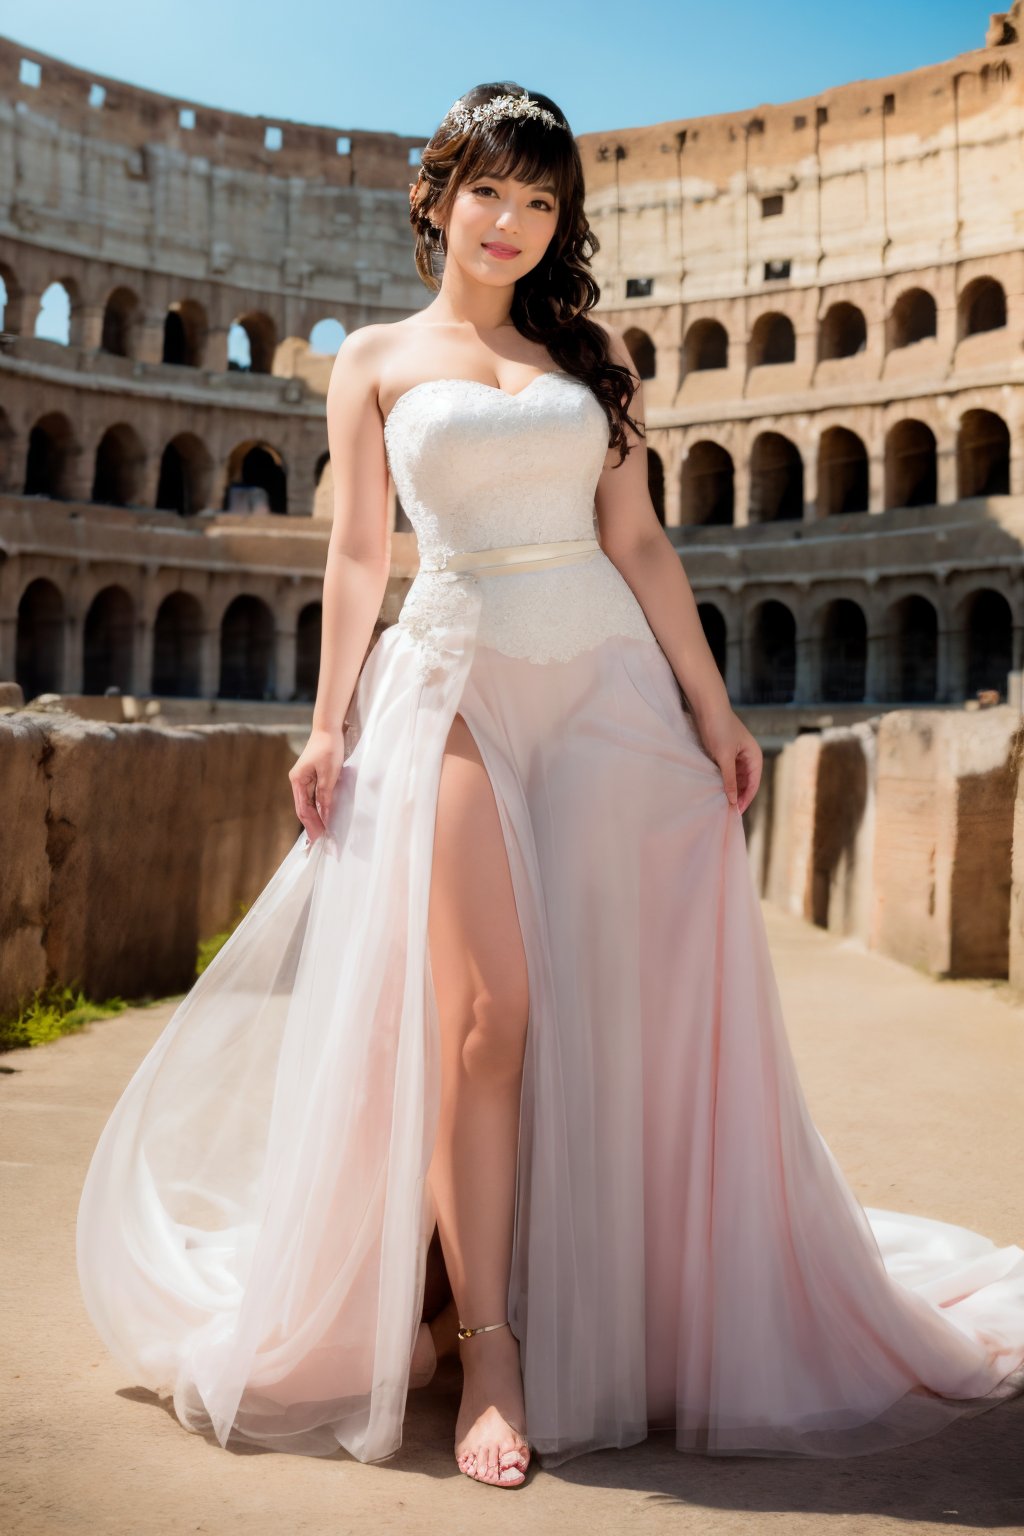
[{"left": 474, "top": 175, "right": 558, "bottom": 197}]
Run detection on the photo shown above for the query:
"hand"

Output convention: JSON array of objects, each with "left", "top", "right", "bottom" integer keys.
[
  {"left": 693, "top": 705, "right": 763, "bottom": 815},
  {"left": 289, "top": 725, "right": 347, "bottom": 845}
]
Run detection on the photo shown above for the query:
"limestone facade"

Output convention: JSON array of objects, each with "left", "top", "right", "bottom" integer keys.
[
  {"left": 1, "top": 18, "right": 1023, "bottom": 713},
  {"left": 582, "top": 7, "right": 1024, "bottom": 708}
]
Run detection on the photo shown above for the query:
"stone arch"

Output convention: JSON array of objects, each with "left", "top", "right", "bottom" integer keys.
[
  {"left": 24, "top": 412, "right": 77, "bottom": 499},
  {"left": 295, "top": 602, "right": 322, "bottom": 701},
  {"left": 957, "top": 409, "right": 1010, "bottom": 497},
  {"left": 228, "top": 311, "right": 278, "bottom": 374},
  {"left": 885, "top": 420, "right": 937, "bottom": 509},
  {"left": 91, "top": 423, "right": 146, "bottom": 507},
  {"left": 224, "top": 440, "right": 288, "bottom": 514},
  {"left": 681, "top": 440, "right": 734, "bottom": 526},
  {"left": 34, "top": 279, "right": 75, "bottom": 345},
  {"left": 309, "top": 317, "right": 346, "bottom": 355},
  {"left": 623, "top": 327, "right": 656, "bottom": 380},
  {"left": 817, "top": 427, "right": 868, "bottom": 515},
  {"left": 958, "top": 276, "right": 1007, "bottom": 339},
  {"left": 888, "top": 287, "right": 937, "bottom": 349},
  {"left": 818, "top": 597, "right": 867, "bottom": 701},
  {"left": 683, "top": 319, "right": 728, "bottom": 373},
  {"left": 885, "top": 593, "right": 938, "bottom": 702},
  {"left": 697, "top": 602, "right": 727, "bottom": 677},
  {"left": 749, "top": 311, "right": 796, "bottom": 367},
  {"left": 962, "top": 587, "right": 1013, "bottom": 698},
  {"left": 163, "top": 298, "right": 208, "bottom": 367},
  {"left": 746, "top": 599, "right": 797, "bottom": 703},
  {"left": 156, "top": 432, "right": 215, "bottom": 516},
  {"left": 83, "top": 584, "right": 134, "bottom": 694},
  {"left": 0, "top": 261, "right": 22, "bottom": 334},
  {"left": 647, "top": 447, "right": 665, "bottom": 525},
  {"left": 219, "top": 594, "right": 275, "bottom": 699},
  {"left": 152, "top": 590, "right": 204, "bottom": 696},
  {"left": 749, "top": 432, "right": 803, "bottom": 522},
  {"left": 101, "top": 286, "right": 142, "bottom": 357},
  {"left": 16, "top": 577, "right": 64, "bottom": 698},
  {"left": 818, "top": 302, "right": 867, "bottom": 361}
]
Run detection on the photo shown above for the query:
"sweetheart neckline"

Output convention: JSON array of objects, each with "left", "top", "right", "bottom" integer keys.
[{"left": 381, "top": 369, "right": 575, "bottom": 435}]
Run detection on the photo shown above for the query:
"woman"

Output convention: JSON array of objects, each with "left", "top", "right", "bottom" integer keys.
[{"left": 77, "top": 81, "right": 1024, "bottom": 1491}]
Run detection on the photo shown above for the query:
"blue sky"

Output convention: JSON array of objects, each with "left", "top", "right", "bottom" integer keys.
[{"left": 0, "top": 0, "right": 988, "bottom": 139}]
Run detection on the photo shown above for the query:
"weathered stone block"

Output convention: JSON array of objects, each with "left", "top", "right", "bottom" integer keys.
[{"left": 872, "top": 708, "right": 1019, "bottom": 978}]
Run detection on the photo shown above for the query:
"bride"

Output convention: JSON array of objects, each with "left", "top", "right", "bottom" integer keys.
[{"left": 77, "top": 81, "right": 1024, "bottom": 1491}]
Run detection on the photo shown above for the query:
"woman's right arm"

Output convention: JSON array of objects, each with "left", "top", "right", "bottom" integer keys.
[{"left": 289, "top": 326, "right": 391, "bottom": 844}]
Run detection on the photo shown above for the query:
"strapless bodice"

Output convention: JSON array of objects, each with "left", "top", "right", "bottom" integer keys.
[{"left": 382, "top": 371, "right": 657, "bottom": 670}]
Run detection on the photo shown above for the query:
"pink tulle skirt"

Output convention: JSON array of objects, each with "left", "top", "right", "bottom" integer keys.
[{"left": 76, "top": 587, "right": 1024, "bottom": 1466}]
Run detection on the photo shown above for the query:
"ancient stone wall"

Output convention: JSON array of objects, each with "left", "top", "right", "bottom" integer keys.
[
  {"left": 757, "top": 703, "right": 1022, "bottom": 981},
  {"left": 0, "top": 710, "right": 301, "bottom": 1016}
]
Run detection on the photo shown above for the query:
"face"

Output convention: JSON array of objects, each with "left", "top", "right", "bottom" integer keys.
[{"left": 443, "top": 169, "right": 560, "bottom": 284}]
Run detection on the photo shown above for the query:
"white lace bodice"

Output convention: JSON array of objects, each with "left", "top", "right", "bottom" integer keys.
[{"left": 383, "top": 371, "right": 658, "bottom": 669}]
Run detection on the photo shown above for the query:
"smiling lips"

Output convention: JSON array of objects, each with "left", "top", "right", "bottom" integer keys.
[{"left": 483, "top": 242, "right": 521, "bottom": 258}]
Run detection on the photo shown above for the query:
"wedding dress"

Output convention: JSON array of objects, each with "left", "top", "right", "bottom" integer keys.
[{"left": 76, "top": 368, "right": 1024, "bottom": 1468}]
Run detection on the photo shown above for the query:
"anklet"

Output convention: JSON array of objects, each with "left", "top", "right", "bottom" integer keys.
[{"left": 457, "top": 1319, "right": 510, "bottom": 1340}]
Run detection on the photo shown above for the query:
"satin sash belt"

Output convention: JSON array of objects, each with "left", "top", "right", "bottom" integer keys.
[{"left": 419, "top": 536, "right": 602, "bottom": 580}]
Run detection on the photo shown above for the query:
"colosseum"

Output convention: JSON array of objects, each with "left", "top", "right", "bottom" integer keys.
[{"left": 1, "top": 11, "right": 1022, "bottom": 723}]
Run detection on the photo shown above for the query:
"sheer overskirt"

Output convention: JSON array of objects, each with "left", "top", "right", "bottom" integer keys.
[{"left": 76, "top": 584, "right": 1024, "bottom": 1467}]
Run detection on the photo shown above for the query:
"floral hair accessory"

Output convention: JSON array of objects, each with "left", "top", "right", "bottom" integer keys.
[{"left": 439, "top": 91, "right": 566, "bottom": 136}]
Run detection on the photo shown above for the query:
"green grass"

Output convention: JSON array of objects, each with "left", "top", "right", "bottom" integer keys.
[
  {"left": 0, "top": 901, "right": 252, "bottom": 1053},
  {"left": 0, "top": 983, "right": 131, "bottom": 1053}
]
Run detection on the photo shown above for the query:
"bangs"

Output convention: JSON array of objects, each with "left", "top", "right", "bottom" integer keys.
[{"left": 454, "top": 121, "right": 574, "bottom": 204}]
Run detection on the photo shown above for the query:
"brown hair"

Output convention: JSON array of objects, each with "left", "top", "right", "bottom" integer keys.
[{"left": 408, "top": 81, "right": 642, "bottom": 466}]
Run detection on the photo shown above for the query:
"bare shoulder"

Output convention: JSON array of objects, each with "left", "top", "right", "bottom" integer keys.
[
  {"left": 326, "top": 317, "right": 425, "bottom": 411},
  {"left": 589, "top": 317, "right": 638, "bottom": 380},
  {"left": 326, "top": 323, "right": 389, "bottom": 403}
]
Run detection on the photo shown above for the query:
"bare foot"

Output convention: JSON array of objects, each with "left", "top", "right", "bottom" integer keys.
[{"left": 454, "top": 1323, "right": 530, "bottom": 1486}]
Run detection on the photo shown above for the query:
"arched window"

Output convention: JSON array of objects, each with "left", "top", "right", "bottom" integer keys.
[
  {"left": 749, "top": 433, "right": 803, "bottom": 522},
  {"left": 886, "top": 595, "right": 938, "bottom": 703},
  {"left": 623, "top": 327, "right": 656, "bottom": 380},
  {"left": 750, "top": 312, "right": 796, "bottom": 367},
  {"left": 219, "top": 596, "right": 275, "bottom": 699},
  {"left": 885, "top": 420, "right": 937, "bottom": 509},
  {"left": 888, "top": 288, "right": 936, "bottom": 349},
  {"left": 683, "top": 319, "right": 728, "bottom": 373},
  {"left": 958, "top": 276, "right": 1006, "bottom": 338},
  {"left": 152, "top": 591, "right": 203, "bottom": 696},
  {"left": 818, "top": 303, "right": 867, "bottom": 361},
  {"left": 817, "top": 428, "right": 868, "bottom": 515},
  {"left": 957, "top": 410, "right": 1010, "bottom": 498},
  {"left": 681, "top": 441, "right": 734, "bottom": 526},
  {"left": 819, "top": 599, "right": 867, "bottom": 701},
  {"left": 746, "top": 600, "right": 797, "bottom": 703}
]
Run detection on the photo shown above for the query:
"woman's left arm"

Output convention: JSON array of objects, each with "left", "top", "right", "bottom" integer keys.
[{"left": 592, "top": 322, "right": 763, "bottom": 815}]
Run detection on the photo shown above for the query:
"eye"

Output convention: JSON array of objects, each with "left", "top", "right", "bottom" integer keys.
[{"left": 472, "top": 184, "right": 553, "bottom": 212}]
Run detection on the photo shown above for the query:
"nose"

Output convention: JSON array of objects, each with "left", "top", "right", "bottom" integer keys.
[{"left": 494, "top": 202, "right": 520, "bottom": 235}]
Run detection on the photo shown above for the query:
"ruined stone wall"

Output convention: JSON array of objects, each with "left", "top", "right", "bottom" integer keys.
[{"left": 0, "top": 709, "right": 302, "bottom": 1016}]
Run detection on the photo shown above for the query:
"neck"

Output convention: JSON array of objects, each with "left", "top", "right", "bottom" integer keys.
[{"left": 427, "top": 258, "right": 516, "bottom": 333}]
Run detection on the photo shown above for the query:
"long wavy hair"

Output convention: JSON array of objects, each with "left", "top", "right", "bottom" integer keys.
[{"left": 408, "top": 81, "right": 642, "bottom": 465}]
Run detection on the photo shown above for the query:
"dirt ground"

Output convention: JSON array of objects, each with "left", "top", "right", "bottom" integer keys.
[{"left": 2, "top": 905, "right": 1023, "bottom": 1536}]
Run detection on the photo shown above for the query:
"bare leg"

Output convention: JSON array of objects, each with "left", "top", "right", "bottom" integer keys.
[{"left": 427, "top": 711, "right": 530, "bottom": 1486}]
